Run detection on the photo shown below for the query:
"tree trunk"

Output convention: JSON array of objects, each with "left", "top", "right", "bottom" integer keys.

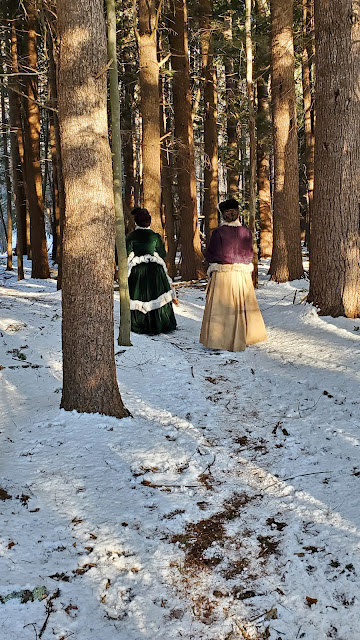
[
  {"left": 168, "top": 0, "right": 204, "bottom": 280},
  {"left": 49, "top": 111, "right": 60, "bottom": 263},
  {"left": 301, "top": 0, "right": 315, "bottom": 247},
  {"left": 269, "top": 0, "right": 303, "bottom": 282},
  {"left": 255, "top": 0, "right": 273, "bottom": 259},
  {"left": 57, "top": 0, "right": 130, "bottom": 417},
  {"left": 245, "top": 0, "right": 258, "bottom": 287},
  {"left": 23, "top": 0, "right": 49, "bottom": 278},
  {"left": 159, "top": 66, "right": 176, "bottom": 278},
  {"left": 199, "top": 0, "right": 218, "bottom": 246},
  {"left": 138, "top": 0, "right": 162, "bottom": 235},
  {"left": 8, "top": 21, "right": 24, "bottom": 279},
  {"left": 106, "top": 0, "right": 132, "bottom": 346},
  {"left": 122, "top": 83, "right": 135, "bottom": 228},
  {"left": 308, "top": 0, "right": 360, "bottom": 318},
  {"left": 1, "top": 88, "right": 13, "bottom": 270},
  {"left": 47, "top": 28, "right": 65, "bottom": 287},
  {"left": 224, "top": 10, "right": 238, "bottom": 196}
]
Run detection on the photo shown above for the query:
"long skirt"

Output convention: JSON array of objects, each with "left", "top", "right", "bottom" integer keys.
[
  {"left": 128, "top": 261, "right": 177, "bottom": 335},
  {"left": 200, "top": 264, "right": 267, "bottom": 352}
]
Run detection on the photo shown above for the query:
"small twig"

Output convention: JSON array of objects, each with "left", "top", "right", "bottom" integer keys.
[
  {"left": 95, "top": 58, "right": 113, "bottom": 78},
  {"left": 24, "top": 623, "right": 38, "bottom": 639},
  {"left": 39, "top": 590, "right": 59, "bottom": 638}
]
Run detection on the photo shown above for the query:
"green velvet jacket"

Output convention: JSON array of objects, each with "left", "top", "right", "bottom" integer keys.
[{"left": 126, "top": 229, "right": 166, "bottom": 259}]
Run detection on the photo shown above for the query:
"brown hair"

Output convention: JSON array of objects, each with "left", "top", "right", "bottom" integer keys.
[
  {"left": 219, "top": 198, "right": 240, "bottom": 223},
  {"left": 131, "top": 207, "right": 151, "bottom": 227},
  {"left": 222, "top": 208, "right": 239, "bottom": 223}
]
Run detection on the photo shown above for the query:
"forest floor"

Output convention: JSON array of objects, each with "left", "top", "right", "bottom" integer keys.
[{"left": 1, "top": 254, "right": 360, "bottom": 640}]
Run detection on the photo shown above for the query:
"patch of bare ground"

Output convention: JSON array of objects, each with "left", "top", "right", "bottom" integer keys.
[{"left": 171, "top": 491, "right": 283, "bottom": 637}]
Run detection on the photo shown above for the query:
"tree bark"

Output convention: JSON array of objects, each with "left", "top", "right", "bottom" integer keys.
[
  {"left": 47, "top": 27, "right": 65, "bottom": 287},
  {"left": 245, "top": 0, "right": 258, "bottom": 287},
  {"left": 1, "top": 88, "right": 13, "bottom": 270},
  {"left": 159, "top": 64, "right": 176, "bottom": 278},
  {"left": 106, "top": 0, "right": 132, "bottom": 346},
  {"left": 138, "top": 0, "right": 162, "bottom": 235},
  {"left": 22, "top": 1, "right": 49, "bottom": 278},
  {"left": 269, "top": 0, "right": 303, "bottom": 282},
  {"left": 8, "top": 20, "right": 24, "bottom": 279},
  {"left": 301, "top": 0, "right": 315, "bottom": 247},
  {"left": 199, "top": 0, "right": 218, "bottom": 246},
  {"left": 57, "top": 0, "right": 130, "bottom": 417},
  {"left": 168, "top": 0, "right": 204, "bottom": 280},
  {"left": 255, "top": 0, "right": 273, "bottom": 259},
  {"left": 308, "top": 0, "right": 360, "bottom": 317},
  {"left": 224, "top": 10, "right": 238, "bottom": 197}
]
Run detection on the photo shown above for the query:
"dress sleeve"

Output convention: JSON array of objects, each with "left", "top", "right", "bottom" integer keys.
[
  {"left": 205, "top": 229, "right": 222, "bottom": 263},
  {"left": 242, "top": 229, "right": 254, "bottom": 263},
  {"left": 125, "top": 234, "right": 133, "bottom": 256},
  {"left": 155, "top": 233, "right": 167, "bottom": 259}
]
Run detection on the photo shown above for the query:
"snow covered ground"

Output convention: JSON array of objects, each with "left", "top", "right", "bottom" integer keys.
[{"left": 1, "top": 255, "right": 359, "bottom": 640}]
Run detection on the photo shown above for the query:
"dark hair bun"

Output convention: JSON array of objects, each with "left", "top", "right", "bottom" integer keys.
[
  {"left": 131, "top": 207, "right": 151, "bottom": 227},
  {"left": 218, "top": 198, "right": 239, "bottom": 213}
]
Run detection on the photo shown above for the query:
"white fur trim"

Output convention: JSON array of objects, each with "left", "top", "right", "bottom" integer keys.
[
  {"left": 128, "top": 251, "right": 171, "bottom": 286},
  {"left": 135, "top": 224, "right": 152, "bottom": 230},
  {"left": 207, "top": 262, "right": 254, "bottom": 276},
  {"left": 128, "top": 251, "right": 176, "bottom": 313},
  {"left": 130, "top": 290, "right": 174, "bottom": 314},
  {"left": 221, "top": 220, "right": 241, "bottom": 226}
]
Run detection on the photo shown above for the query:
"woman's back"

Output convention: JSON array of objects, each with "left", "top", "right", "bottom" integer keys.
[{"left": 205, "top": 224, "right": 253, "bottom": 265}]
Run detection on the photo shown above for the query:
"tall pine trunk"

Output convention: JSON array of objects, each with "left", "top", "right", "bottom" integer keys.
[
  {"left": 301, "top": 0, "right": 315, "bottom": 247},
  {"left": 106, "top": 0, "right": 132, "bottom": 346},
  {"left": 245, "top": 0, "right": 258, "bottom": 287},
  {"left": 199, "top": 0, "right": 218, "bottom": 245},
  {"left": 224, "top": 10, "right": 238, "bottom": 196},
  {"left": 1, "top": 88, "right": 13, "bottom": 270},
  {"left": 269, "top": 0, "right": 303, "bottom": 282},
  {"left": 138, "top": 0, "right": 162, "bottom": 235},
  {"left": 168, "top": 0, "right": 204, "bottom": 280},
  {"left": 23, "top": 0, "right": 49, "bottom": 278},
  {"left": 58, "top": 0, "right": 129, "bottom": 417},
  {"left": 8, "top": 21, "right": 24, "bottom": 279},
  {"left": 160, "top": 67, "right": 176, "bottom": 278},
  {"left": 308, "top": 0, "right": 360, "bottom": 317},
  {"left": 255, "top": 0, "right": 272, "bottom": 259},
  {"left": 47, "top": 25, "right": 65, "bottom": 283}
]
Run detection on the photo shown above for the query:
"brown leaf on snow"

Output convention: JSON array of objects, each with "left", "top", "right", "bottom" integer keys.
[
  {"left": 0, "top": 488, "right": 11, "bottom": 500},
  {"left": 8, "top": 541, "right": 17, "bottom": 549},
  {"left": 65, "top": 604, "right": 78, "bottom": 615},
  {"left": 73, "top": 563, "right": 96, "bottom": 576},
  {"left": 305, "top": 596, "right": 318, "bottom": 607}
]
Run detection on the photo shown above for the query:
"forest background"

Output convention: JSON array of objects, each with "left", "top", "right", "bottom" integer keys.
[{"left": 0, "top": 0, "right": 359, "bottom": 413}]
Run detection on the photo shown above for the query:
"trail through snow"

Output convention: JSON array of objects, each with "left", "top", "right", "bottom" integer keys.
[{"left": 0, "top": 256, "right": 359, "bottom": 640}]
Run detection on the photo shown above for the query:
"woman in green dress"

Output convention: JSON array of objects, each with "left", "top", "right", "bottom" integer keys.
[{"left": 126, "top": 208, "right": 177, "bottom": 335}]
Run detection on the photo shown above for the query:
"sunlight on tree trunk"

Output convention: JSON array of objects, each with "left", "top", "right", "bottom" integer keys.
[
  {"left": 269, "top": 0, "right": 303, "bottom": 282},
  {"left": 137, "top": 0, "right": 163, "bottom": 235},
  {"left": 245, "top": 0, "right": 258, "bottom": 288},
  {"left": 106, "top": 0, "right": 132, "bottom": 347},
  {"left": 308, "top": 0, "right": 360, "bottom": 318},
  {"left": 58, "top": 0, "right": 130, "bottom": 417},
  {"left": 168, "top": 0, "right": 205, "bottom": 280}
]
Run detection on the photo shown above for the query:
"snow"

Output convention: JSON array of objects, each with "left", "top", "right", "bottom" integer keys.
[{"left": 0, "top": 255, "right": 359, "bottom": 640}]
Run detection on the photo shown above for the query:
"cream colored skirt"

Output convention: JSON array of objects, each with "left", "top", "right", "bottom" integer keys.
[{"left": 200, "top": 263, "right": 267, "bottom": 352}]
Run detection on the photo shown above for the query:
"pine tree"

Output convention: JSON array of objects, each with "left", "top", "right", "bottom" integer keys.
[
  {"left": 269, "top": 0, "right": 303, "bottom": 282},
  {"left": 58, "top": 0, "right": 129, "bottom": 417},
  {"left": 308, "top": 0, "right": 360, "bottom": 317}
]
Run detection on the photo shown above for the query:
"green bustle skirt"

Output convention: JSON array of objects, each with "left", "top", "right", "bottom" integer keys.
[{"left": 128, "top": 262, "right": 177, "bottom": 335}]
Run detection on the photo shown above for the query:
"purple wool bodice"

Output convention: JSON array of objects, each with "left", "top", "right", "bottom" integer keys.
[{"left": 205, "top": 224, "right": 253, "bottom": 264}]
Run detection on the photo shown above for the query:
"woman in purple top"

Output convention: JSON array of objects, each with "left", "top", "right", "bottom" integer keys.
[{"left": 200, "top": 199, "right": 267, "bottom": 351}]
